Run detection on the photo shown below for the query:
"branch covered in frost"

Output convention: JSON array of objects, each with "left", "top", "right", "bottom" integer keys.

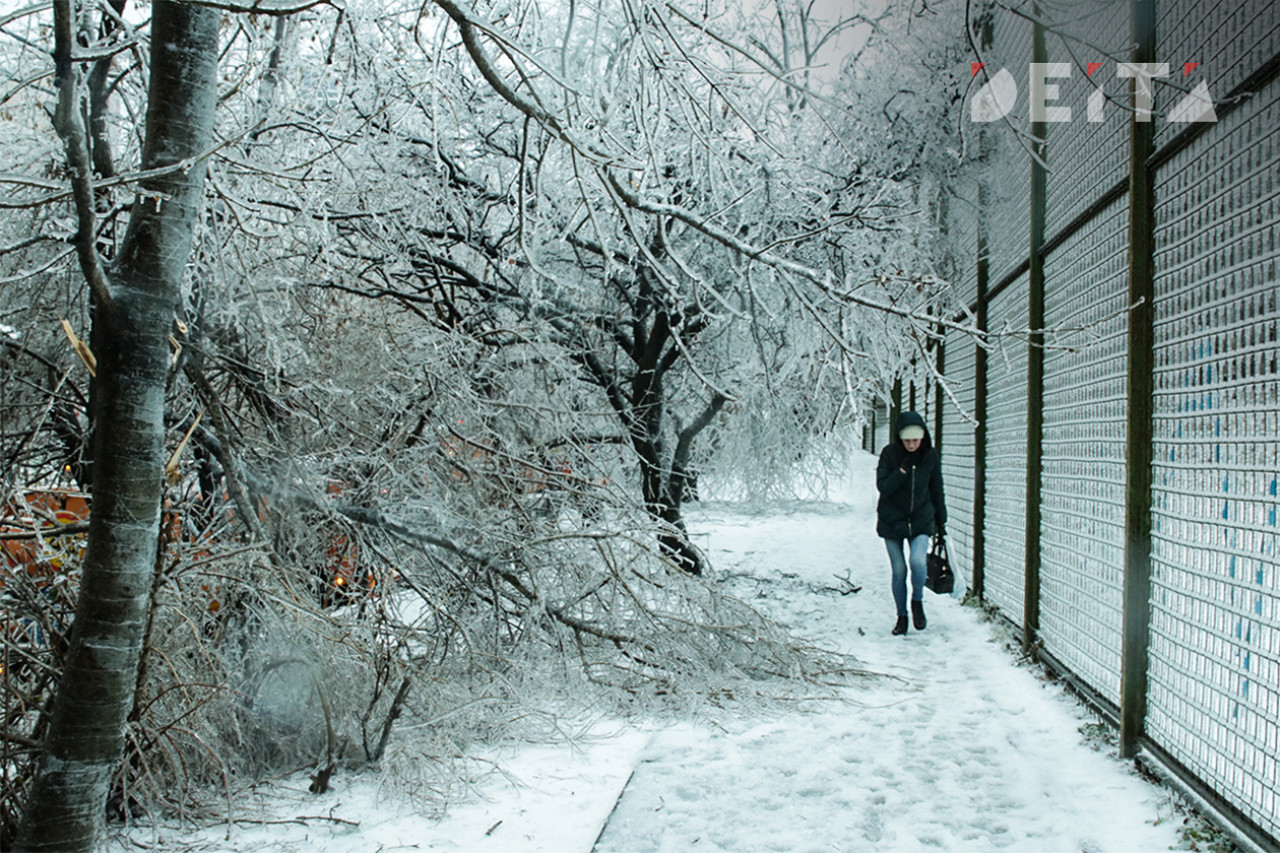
[
  {"left": 50, "top": 0, "right": 112, "bottom": 307},
  {"left": 181, "top": 0, "right": 340, "bottom": 14}
]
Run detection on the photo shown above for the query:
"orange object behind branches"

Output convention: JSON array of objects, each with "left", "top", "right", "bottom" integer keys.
[{"left": 0, "top": 489, "right": 90, "bottom": 583}]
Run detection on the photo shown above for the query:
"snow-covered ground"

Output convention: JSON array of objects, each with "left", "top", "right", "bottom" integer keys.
[{"left": 111, "top": 452, "right": 1193, "bottom": 852}]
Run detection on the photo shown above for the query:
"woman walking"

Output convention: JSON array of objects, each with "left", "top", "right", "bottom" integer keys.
[{"left": 876, "top": 411, "right": 947, "bottom": 635}]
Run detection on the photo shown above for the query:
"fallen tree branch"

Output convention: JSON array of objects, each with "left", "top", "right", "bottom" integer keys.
[{"left": 0, "top": 522, "right": 90, "bottom": 540}]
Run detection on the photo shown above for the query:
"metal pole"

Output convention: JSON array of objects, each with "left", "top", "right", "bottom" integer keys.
[
  {"left": 974, "top": 177, "right": 990, "bottom": 601},
  {"left": 1119, "top": 0, "right": 1157, "bottom": 760},
  {"left": 970, "top": 14, "right": 994, "bottom": 603},
  {"left": 934, "top": 339, "right": 945, "bottom": 450},
  {"left": 1023, "top": 10, "right": 1048, "bottom": 653}
]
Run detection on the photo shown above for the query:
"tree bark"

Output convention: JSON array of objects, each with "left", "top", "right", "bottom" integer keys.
[
  {"left": 622, "top": 310, "right": 723, "bottom": 576},
  {"left": 559, "top": 288, "right": 718, "bottom": 576},
  {"left": 16, "top": 3, "right": 220, "bottom": 850},
  {"left": 641, "top": 392, "right": 725, "bottom": 576}
]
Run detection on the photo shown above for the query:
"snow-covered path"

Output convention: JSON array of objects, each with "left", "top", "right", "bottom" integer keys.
[
  {"left": 593, "top": 467, "right": 1186, "bottom": 852},
  {"left": 110, "top": 453, "right": 1189, "bottom": 852}
]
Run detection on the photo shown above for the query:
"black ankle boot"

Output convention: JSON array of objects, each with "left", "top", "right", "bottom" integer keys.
[
  {"left": 911, "top": 600, "right": 926, "bottom": 630},
  {"left": 892, "top": 615, "right": 909, "bottom": 636}
]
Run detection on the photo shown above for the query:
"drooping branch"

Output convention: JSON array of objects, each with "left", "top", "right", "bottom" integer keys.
[
  {"left": 674, "top": 391, "right": 726, "bottom": 471},
  {"left": 432, "top": 0, "right": 568, "bottom": 140},
  {"left": 602, "top": 170, "right": 984, "bottom": 340},
  {"left": 1, "top": 134, "right": 254, "bottom": 211},
  {"left": 333, "top": 504, "right": 642, "bottom": 646},
  {"left": 184, "top": 361, "right": 266, "bottom": 545},
  {"left": 181, "top": 0, "right": 339, "bottom": 14}
]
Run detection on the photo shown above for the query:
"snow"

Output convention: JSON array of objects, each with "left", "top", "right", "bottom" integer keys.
[{"left": 111, "top": 452, "right": 1187, "bottom": 852}]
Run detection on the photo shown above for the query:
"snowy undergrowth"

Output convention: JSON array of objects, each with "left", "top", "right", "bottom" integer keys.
[{"left": 107, "top": 452, "right": 1205, "bottom": 852}]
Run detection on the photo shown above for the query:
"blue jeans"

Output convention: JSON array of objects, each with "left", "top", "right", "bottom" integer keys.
[{"left": 884, "top": 535, "right": 930, "bottom": 616}]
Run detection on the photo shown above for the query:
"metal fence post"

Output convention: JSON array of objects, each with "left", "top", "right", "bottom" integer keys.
[
  {"left": 969, "top": 15, "right": 994, "bottom": 603},
  {"left": 1119, "top": 0, "right": 1157, "bottom": 760},
  {"left": 1023, "top": 12, "right": 1048, "bottom": 653},
  {"left": 934, "top": 339, "right": 945, "bottom": 450},
  {"left": 973, "top": 179, "right": 990, "bottom": 601}
]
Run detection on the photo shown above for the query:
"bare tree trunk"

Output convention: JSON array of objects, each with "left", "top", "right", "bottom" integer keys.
[
  {"left": 16, "top": 3, "right": 219, "bottom": 849},
  {"left": 636, "top": 390, "right": 725, "bottom": 576},
  {"left": 624, "top": 310, "right": 723, "bottom": 576},
  {"left": 559, "top": 282, "right": 720, "bottom": 576}
]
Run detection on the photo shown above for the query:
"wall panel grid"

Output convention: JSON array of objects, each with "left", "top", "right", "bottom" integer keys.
[
  {"left": 979, "top": 10, "right": 1033, "bottom": 284},
  {"left": 1037, "top": 198, "right": 1131, "bottom": 705},
  {"left": 981, "top": 278, "right": 1030, "bottom": 622},
  {"left": 945, "top": 176, "right": 983, "bottom": 307},
  {"left": 1156, "top": 0, "right": 1280, "bottom": 150},
  {"left": 1041, "top": 1, "right": 1131, "bottom": 240},
  {"left": 980, "top": 134, "right": 1033, "bottom": 287},
  {"left": 1147, "top": 69, "right": 1280, "bottom": 842},
  {"left": 940, "top": 331, "right": 978, "bottom": 588}
]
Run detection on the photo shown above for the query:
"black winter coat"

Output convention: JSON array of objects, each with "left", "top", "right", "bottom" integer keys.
[{"left": 876, "top": 413, "right": 947, "bottom": 540}]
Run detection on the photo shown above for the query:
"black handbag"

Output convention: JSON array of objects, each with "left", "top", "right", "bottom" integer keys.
[{"left": 926, "top": 534, "right": 955, "bottom": 594}]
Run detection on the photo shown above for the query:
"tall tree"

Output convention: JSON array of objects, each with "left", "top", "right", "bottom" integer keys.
[
  {"left": 15, "top": 1, "right": 220, "bottom": 849},
  {"left": 419, "top": 0, "right": 956, "bottom": 548},
  {"left": 0, "top": 0, "right": 978, "bottom": 838}
]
